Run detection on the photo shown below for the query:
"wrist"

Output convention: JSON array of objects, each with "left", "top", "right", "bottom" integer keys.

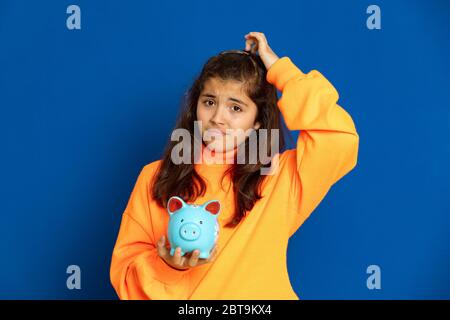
[{"left": 262, "top": 50, "right": 280, "bottom": 70}]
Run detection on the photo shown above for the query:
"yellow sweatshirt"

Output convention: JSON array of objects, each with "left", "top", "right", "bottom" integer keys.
[{"left": 109, "top": 56, "right": 359, "bottom": 300}]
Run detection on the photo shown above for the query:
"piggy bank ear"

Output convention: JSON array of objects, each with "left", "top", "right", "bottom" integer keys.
[
  {"left": 203, "top": 200, "right": 220, "bottom": 216},
  {"left": 167, "top": 196, "right": 185, "bottom": 215}
]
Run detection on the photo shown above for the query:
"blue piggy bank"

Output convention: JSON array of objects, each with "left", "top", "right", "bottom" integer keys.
[{"left": 167, "top": 196, "right": 220, "bottom": 259}]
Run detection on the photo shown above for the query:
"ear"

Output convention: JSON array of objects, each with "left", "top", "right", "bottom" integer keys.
[
  {"left": 167, "top": 196, "right": 185, "bottom": 216},
  {"left": 253, "top": 121, "right": 260, "bottom": 130},
  {"left": 203, "top": 200, "right": 221, "bottom": 216}
]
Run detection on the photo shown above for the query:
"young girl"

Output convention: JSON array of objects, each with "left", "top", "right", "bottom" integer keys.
[{"left": 109, "top": 32, "right": 359, "bottom": 300}]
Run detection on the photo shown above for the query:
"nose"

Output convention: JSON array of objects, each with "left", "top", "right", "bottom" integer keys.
[
  {"left": 179, "top": 223, "right": 201, "bottom": 241},
  {"left": 210, "top": 105, "right": 226, "bottom": 125}
]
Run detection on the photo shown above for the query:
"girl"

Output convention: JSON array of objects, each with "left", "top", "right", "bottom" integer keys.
[{"left": 110, "top": 32, "right": 359, "bottom": 300}]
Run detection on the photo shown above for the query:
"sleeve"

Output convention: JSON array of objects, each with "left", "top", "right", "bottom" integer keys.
[
  {"left": 266, "top": 57, "right": 360, "bottom": 237},
  {"left": 109, "top": 165, "right": 191, "bottom": 300}
]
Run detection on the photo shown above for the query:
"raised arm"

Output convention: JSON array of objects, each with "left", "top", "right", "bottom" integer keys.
[{"left": 266, "top": 57, "right": 359, "bottom": 237}]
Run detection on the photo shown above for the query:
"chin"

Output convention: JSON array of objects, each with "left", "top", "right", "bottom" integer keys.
[
  {"left": 204, "top": 141, "right": 234, "bottom": 153},
  {"left": 204, "top": 142, "right": 224, "bottom": 152}
]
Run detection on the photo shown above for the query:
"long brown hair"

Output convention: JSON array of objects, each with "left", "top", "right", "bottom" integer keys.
[{"left": 152, "top": 50, "right": 290, "bottom": 227}]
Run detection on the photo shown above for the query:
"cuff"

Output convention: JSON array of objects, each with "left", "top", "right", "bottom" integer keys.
[{"left": 266, "top": 56, "right": 306, "bottom": 91}]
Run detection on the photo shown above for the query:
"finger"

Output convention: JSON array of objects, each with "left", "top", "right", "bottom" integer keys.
[
  {"left": 157, "top": 236, "right": 167, "bottom": 257},
  {"left": 248, "top": 32, "right": 266, "bottom": 43},
  {"left": 180, "top": 255, "right": 188, "bottom": 268},
  {"left": 206, "top": 246, "right": 218, "bottom": 262},
  {"left": 247, "top": 32, "right": 267, "bottom": 52},
  {"left": 252, "top": 43, "right": 258, "bottom": 54},
  {"left": 245, "top": 38, "right": 256, "bottom": 52},
  {"left": 173, "top": 247, "right": 182, "bottom": 266},
  {"left": 188, "top": 250, "right": 200, "bottom": 267}
]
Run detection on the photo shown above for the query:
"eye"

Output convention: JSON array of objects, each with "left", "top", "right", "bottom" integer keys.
[
  {"left": 181, "top": 219, "right": 184, "bottom": 223},
  {"left": 203, "top": 99, "right": 214, "bottom": 107},
  {"left": 199, "top": 221, "right": 203, "bottom": 224},
  {"left": 231, "top": 105, "right": 242, "bottom": 112}
]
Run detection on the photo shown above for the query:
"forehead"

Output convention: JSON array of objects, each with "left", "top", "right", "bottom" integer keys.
[{"left": 201, "top": 77, "right": 249, "bottom": 99}]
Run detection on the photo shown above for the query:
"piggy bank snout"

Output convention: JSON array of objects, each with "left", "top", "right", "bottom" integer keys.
[{"left": 179, "top": 222, "right": 201, "bottom": 241}]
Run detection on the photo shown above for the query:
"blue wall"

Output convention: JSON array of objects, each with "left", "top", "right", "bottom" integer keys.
[{"left": 0, "top": 0, "right": 449, "bottom": 299}]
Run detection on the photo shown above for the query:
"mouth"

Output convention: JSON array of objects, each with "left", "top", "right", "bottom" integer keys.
[{"left": 206, "top": 128, "right": 228, "bottom": 136}]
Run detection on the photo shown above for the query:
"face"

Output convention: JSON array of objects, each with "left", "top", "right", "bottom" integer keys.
[{"left": 196, "top": 77, "right": 260, "bottom": 153}]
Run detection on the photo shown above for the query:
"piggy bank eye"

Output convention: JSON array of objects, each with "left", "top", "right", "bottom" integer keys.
[
  {"left": 181, "top": 219, "right": 184, "bottom": 223},
  {"left": 199, "top": 221, "right": 203, "bottom": 224}
]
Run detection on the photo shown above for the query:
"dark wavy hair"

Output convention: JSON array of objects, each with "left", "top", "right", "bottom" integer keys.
[{"left": 152, "top": 50, "right": 290, "bottom": 227}]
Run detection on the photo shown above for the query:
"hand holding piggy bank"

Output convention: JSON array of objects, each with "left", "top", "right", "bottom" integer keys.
[{"left": 167, "top": 196, "right": 220, "bottom": 259}]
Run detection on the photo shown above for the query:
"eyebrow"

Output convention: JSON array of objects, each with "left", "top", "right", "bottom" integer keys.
[{"left": 200, "top": 93, "right": 248, "bottom": 107}]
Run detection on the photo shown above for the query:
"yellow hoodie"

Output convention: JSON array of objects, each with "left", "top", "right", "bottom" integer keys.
[{"left": 109, "top": 56, "right": 359, "bottom": 300}]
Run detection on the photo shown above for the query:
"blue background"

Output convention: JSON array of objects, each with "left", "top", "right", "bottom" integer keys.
[{"left": 1, "top": 0, "right": 449, "bottom": 299}]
